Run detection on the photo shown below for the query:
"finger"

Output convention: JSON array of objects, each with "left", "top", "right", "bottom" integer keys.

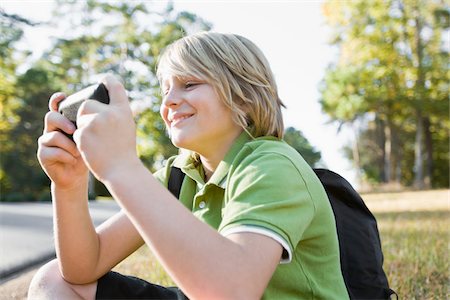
[
  {"left": 77, "top": 99, "right": 107, "bottom": 118},
  {"left": 39, "top": 131, "right": 80, "bottom": 158},
  {"left": 38, "top": 145, "right": 78, "bottom": 166},
  {"left": 49, "top": 92, "right": 67, "bottom": 112},
  {"left": 76, "top": 100, "right": 107, "bottom": 131},
  {"left": 72, "top": 127, "right": 83, "bottom": 146},
  {"left": 73, "top": 113, "right": 99, "bottom": 147},
  {"left": 44, "top": 111, "right": 76, "bottom": 134},
  {"left": 100, "top": 74, "right": 128, "bottom": 107}
]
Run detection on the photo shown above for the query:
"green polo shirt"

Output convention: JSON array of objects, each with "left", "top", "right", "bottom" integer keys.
[{"left": 154, "top": 132, "right": 349, "bottom": 299}]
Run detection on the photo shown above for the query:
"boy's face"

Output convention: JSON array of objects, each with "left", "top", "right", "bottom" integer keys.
[{"left": 160, "top": 74, "right": 243, "bottom": 157}]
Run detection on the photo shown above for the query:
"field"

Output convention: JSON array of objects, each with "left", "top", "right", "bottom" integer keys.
[
  {"left": 363, "top": 190, "right": 449, "bottom": 299},
  {"left": 113, "top": 189, "right": 449, "bottom": 299}
]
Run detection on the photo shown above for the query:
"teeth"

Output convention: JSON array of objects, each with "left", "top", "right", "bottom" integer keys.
[{"left": 171, "top": 115, "right": 191, "bottom": 124}]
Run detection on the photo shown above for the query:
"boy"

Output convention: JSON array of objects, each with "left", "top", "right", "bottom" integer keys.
[{"left": 30, "top": 32, "right": 349, "bottom": 299}]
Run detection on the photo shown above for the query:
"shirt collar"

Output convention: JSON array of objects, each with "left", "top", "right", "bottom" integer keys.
[
  {"left": 172, "top": 152, "right": 204, "bottom": 184},
  {"left": 172, "top": 131, "right": 253, "bottom": 188}
]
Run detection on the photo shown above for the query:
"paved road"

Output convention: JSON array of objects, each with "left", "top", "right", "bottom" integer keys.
[{"left": 0, "top": 201, "right": 120, "bottom": 282}]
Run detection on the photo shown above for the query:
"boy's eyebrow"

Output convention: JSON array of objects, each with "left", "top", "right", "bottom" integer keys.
[
  {"left": 177, "top": 75, "right": 196, "bottom": 81},
  {"left": 161, "top": 74, "right": 205, "bottom": 87},
  {"left": 160, "top": 80, "right": 169, "bottom": 89}
]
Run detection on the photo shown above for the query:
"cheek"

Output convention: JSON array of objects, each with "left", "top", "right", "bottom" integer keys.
[{"left": 160, "top": 106, "right": 170, "bottom": 126}]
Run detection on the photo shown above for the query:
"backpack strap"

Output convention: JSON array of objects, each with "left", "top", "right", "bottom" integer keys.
[{"left": 168, "top": 166, "right": 186, "bottom": 199}]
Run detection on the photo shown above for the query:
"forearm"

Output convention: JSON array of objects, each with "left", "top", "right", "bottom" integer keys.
[
  {"left": 103, "top": 163, "right": 268, "bottom": 299},
  {"left": 51, "top": 180, "right": 99, "bottom": 282}
]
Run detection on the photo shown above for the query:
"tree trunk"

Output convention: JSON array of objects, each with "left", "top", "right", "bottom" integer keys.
[
  {"left": 391, "top": 124, "right": 402, "bottom": 184},
  {"left": 395, "top": 140, "right": 403, "bottom": 184},
  {"left": 414, "top": 108, "right": 425, "bottom": 189},
  {"left": 377, "top": 117, "right": 387, "bottom": 182},
  {"left": 413, "top": 11, "right": 426, "bottom": 189},
  {"left": 351, "top": 123, "right": 362, "bottom": 187},
  {"left": 423, "top": 117, "right": 433, "bottom": 188},
  {"left": 384, "top": 120, "right": 392, "bottom": 183}
]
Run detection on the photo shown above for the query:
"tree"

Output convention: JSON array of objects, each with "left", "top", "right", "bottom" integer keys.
[
  {"left": 1, "top": 67, "right": 61, "bottom": 201},
  {"left": 0, "top": 10, "right": 39, "bottom": 200},
  {"left": 319, "top": 66, "right": 368, "bottom": 180},
  {"left": 321, "top": 0, "right": 449, "bottom": 188},
  {"left": 0, "top": 16, "right": 20, "bottom": 195},
  {"left": 43, "top": 0, "right": 211, "bottom": 170},
  {"left": 283, "top": 127, "right": 322, "bottom": 167},
  {"left": 0, "top": 1, "right": 211, "bottom": 200}
]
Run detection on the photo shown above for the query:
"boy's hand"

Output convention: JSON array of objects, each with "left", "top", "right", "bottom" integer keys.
[
  {"left": 73, "top": 74, "right": 141, "bottom": 182},
  {"left": 37, "top": 92, "right": 89, "bottom": 190}
]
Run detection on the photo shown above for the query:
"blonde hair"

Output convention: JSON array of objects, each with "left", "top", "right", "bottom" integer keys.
[{"left": 157, "top": 32, "right": 285, "bottom": 139}]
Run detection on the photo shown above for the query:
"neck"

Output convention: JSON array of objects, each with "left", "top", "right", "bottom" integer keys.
[
  {"left": 201, "top": 158, "right": 216, "bottom": 182},
  {"left": 199, "top": 129, "right": 243, "bottom": 181}
]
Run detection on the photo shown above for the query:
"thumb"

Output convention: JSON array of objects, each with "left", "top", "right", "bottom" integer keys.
[{"left": 100, "top": 74, "right": 129, "bottom": 107}]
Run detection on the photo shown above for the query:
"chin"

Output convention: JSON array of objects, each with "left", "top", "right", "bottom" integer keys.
[{"left": 170, "top": 132, "right": 189, "bottom": 149}]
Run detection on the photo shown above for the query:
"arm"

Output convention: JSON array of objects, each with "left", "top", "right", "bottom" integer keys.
[
  {"left": 105, "top": 164, "right": 282, "bottom": 299},
  {"left": 37, "top": 92, "right": 144, "bottom": 284},
  {"left": 75, "top": 75, "right": 283, "bottom": 299},
  {"left": 54, "top": 195, "right": 144, "bottom": 284}
]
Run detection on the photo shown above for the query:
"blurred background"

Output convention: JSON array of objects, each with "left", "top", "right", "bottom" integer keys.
[
  {"left": 0, "top": 1, "right": 449, "bottom": 298},
  {"left": 1, "top": 0, "right": 448, "bottom": 201}
]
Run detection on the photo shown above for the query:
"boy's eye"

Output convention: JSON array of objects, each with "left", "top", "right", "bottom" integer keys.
[
  {"left": 161, "top": 84, "right": 170, "bottom": 96},
  {"left": 185, "top": 82, "right": 197, "bottom": 89}
]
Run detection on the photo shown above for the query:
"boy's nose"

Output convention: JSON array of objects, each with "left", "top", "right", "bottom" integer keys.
[{"left": 162, "top": 89, "right": 182, "bottom": 107}]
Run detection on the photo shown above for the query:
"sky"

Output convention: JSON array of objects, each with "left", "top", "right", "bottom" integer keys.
[{"left": 2, "top": 0, "right": 356, "bottom": 186}]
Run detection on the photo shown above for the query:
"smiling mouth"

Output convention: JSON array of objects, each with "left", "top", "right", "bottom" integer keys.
[{"left": 170, "top": 114, "right": 193, "bottom": 127}]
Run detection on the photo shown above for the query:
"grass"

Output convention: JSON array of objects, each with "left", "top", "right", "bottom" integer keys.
[
  {"left": 112, "top": 189, "right": 449, "bottom": 299},
  {"left": 363, "top": 189, "right": 449, "bottom": 299},
  {"left": 113, "top": 246, "right": 175, "bottom": 287}
]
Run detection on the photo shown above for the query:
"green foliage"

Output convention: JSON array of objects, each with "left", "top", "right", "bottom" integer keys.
[
  {"left": 43, "top": 1, "right": 210, "bottom": 172},
  {"left": 320, "top": 66, "right": 368, "bottom": 123},
  {"left": 283, "top": 127, "right": 322, "bottom": 167},
  {"left": 321, "top": 0, "right": 449, "bottom": 188},
  {"left": 1, "top": 11, "right": 27, "bottom": 199},
  {"left": 0, "top": 0, "right": 210, "bottom": 201},
  {"left": 1, "top": 67, "right": 60, "bottom": 201},
  {"left": 0, "top": 10, "right": 24, "bottom": 137}
]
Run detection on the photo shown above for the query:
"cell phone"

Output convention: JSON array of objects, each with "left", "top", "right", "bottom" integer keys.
[{"left": 58, "top": 83, "right": 110, "bottom": 126}]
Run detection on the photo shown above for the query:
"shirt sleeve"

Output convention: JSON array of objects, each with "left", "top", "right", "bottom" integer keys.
[
  {"left": 218, "top": 151, "right": 316, "bottom": 263},
  {"left": 220, "top": 225, "right": 293, "bottom": 263}
]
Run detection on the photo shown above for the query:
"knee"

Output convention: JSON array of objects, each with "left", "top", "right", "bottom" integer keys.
[{"left": 28, "top": 259, "right": 64, "bottom": 299}]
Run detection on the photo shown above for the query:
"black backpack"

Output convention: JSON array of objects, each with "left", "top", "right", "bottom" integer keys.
[{"left": 168, "top": 167, "right": 397, "bottom": 299}]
